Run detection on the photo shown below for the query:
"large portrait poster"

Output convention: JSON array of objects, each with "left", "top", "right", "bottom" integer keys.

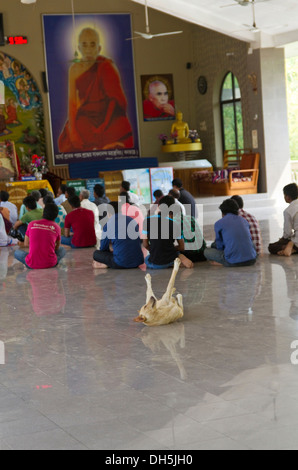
[{"left": 43, "top": 14, "right": 139, "bottom": 165}]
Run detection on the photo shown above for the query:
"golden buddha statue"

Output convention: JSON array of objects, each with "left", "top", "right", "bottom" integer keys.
[
  {"left": 161, "top": 111, "right": 202, "bottom": 157},
  {"left": 170, "top": 111, "right": 190, "bottom": 143}
]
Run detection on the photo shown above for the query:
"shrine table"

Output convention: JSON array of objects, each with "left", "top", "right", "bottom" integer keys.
[{"left": 0, "top": 180, "right": 54, "bottom": 212}]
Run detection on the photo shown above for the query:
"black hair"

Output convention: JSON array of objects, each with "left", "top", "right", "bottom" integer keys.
[
  {"left": 107, "top": 201, "right": 119, "bottom": 215},
  {"left": 68, "top": 195, "right": 81, "bottom": 208},
  {"left": 60, "top": 184, "right": 67, "bottom": 194},
  {"left": 65, "top": 186, "right": 76, "bottom": 197},
  {"left": 119, "top": 191, "right": 131, "bottom": 205},
  {"left": 219, "top": 199, "right": 239, "bottom": 216},
  {"left": 94, "top": 184, "right": 105, "bottom": 198},
  {"left": 121, "top": 181, "right": 130, "bottom": 192},
  {"left": 172, "top": 178, "right": 183, "bottom": 189},
  {"left": 158, "top": 195, "right": 176, "bottom": 208},
  {"left": 39, "top": 188, "right": 49, "bottom": 198},
  {"left": 158, "top": 195, "right": 179, "bottom": 217},
  {"left": 283, "top": 183, "right": 298, "bottom": 201},
  {"left": 43, "top": 203, "right": 59, "bottom": 221},
  {"left": 153, "top": 189, "right": 163, "bottom": 199},
  {"left": 168, "top": 189, "right": 180, "bottom": 200},
  {"left": 23, "top": 195, "right": 37, "bottom": 211},
  {"left": 231, "top": 195, "right": 244, "bottom": 209},
  {"left": 0, "top": 190, "right": 9, "bottom": 202},
  {"left": 43, "top": 195, "right": 54, "bottom": 205}
]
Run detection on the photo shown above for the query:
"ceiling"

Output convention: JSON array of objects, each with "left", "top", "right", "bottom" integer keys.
[{"left": 131, "top": 0, "right": 298, "bottom": 57}]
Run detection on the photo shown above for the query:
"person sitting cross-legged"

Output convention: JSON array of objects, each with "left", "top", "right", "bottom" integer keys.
[
  {"left": 54, "top": 184, "right": 67, "bottom": 206},
  {"left": 231, "top": 195, "right": 262, "bottom": 255},
  {"left": 0, "top": 213, "right": 14, "bottom": 247},
  {"left": 204, "top": 199, "right": 257, "bottom": 267},
  {"left": 14, "top": 203, "right": 66, "bottom": 269},
  {"left": 61, "top": 195, "right": 97, "bottom": 249},
  {"left": 43, "top": 194, "right": 67, "bottom": 236},
  {"left": 10, "top": 195, "right": 43, "bottom": 242},
  {"left": 79, "top": 189, "right": 102, "bottom": 248},
  {"left": 0, "top": 190, "right": 18, "bottom": 225},
  {"left": 19, "top": 190, "right": 43, "bottom": 219},
  {"left": 268, "top": 183, "right": 298, "bottom": 257},
  {"left": 174, "top": 212, "right": 206, "bottom": 263},
  {"left": 93, "top": 183, "right": 111, "bottom": 227},
  {"left": 61, "top": 186, "right": 76, "bottom": 215},
  {"left": 93, "top": 201, "right": 144, "bottom": 269},
  {"left": 142, "top": 195, "right": 193, "bottom": 269}
]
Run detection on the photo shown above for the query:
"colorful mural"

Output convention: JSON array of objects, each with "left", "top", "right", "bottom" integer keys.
[{"left": 0, "top": 52, "right": 45, "bottom": 175}]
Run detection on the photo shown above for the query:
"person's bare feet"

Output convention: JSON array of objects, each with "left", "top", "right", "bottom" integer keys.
[
  {"left": 92, "top": 260, "right": 108, "bottom": 269},
  {"left": 209, "top": 261, "right": 223, "bottom": 266},
  {"left": 179, "top": 254, "right": 194, "bottom": 269},
  {"left": 277, "top": 248, "right": 295, "bottom": 257}
]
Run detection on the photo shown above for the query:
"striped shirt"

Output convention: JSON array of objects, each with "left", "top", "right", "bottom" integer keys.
[{"left": 238, "top": 208, "right": 262, "bottom": 254}]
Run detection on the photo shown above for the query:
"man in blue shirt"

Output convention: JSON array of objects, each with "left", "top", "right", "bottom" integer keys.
[
  {"left": 204, "top": 199, "right": 257, "bottom": 267},
  {"left": 92, "top": 201, "right": 144, "bottom": 269}
]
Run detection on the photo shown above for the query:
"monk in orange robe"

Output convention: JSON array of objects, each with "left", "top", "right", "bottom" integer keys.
[{"left": 59, "top": 27, "right": 134, "bottom": 153}]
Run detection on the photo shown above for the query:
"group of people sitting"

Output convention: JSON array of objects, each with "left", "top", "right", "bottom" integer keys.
[{"left": 0, "top": 178, "right": 298, "bottom": 271}]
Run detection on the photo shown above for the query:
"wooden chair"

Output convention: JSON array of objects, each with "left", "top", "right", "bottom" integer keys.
[
  {"left": 48, "top": 165, "right": 70, "bottom": 180},
  {"left": 223, "top": 148, "right": 252, "bottom": 169},
  {"left": 194, "top": 152, "right": 260, "bottom": 196},
  {"left": 46, "top": 165, "right": 70, "bottom": 196}
]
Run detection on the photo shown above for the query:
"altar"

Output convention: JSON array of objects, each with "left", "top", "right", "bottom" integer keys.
[
  {"left": 0, "top": 180, "right": 54, "bottom": 211},
  {"left": 159, "top": 159, "right": 213, "bottom": 198},
  {"left": 162, "top": 141, "right": 203, "bottom": 154},
  {"left": 161, "top": 111, "right": 203, "bottom": 161}
]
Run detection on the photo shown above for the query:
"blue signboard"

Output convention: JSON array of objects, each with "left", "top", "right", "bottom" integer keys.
[{"left": 86, "top": 178, "right": 105, "bottom": 202}]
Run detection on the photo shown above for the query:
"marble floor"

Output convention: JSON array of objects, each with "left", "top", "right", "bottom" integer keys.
[{"left": 1, "top": 205, "right": 298, "bottom": 450}]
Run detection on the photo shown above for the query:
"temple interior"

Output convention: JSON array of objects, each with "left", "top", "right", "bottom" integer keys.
[{"left": 1, "top": 0, "right": 298, "bottom": 451}]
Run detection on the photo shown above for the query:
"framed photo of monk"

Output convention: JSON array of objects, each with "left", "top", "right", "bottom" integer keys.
[
  {"left": 141, "top": 74, "right": 176, "bottom": 122},
  {"left": 42, "top": 14, "right": 139, "bottom": 165}
]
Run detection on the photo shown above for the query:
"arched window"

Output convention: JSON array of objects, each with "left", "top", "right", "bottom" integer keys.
[{"left": 220, "top": 72, "right": 244, "bottom": 152}]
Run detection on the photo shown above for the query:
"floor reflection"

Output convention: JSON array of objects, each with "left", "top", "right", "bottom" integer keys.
[
  {"left": 2, "top": 211, "right": 298, "bottom": 449},
  {"left": 139, "top": 323, "right": 187, "bottom": 380},
  {"left": 16, "top": 269, "right": 66, "bottom": 316}
]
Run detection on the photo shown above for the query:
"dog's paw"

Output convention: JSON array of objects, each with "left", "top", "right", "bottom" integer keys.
[
  {"left": 176, "top": 293, "right": 183, "bottom": 309},
  {"left": 145, "top": 274, "right": 152, "bottom": 282}
]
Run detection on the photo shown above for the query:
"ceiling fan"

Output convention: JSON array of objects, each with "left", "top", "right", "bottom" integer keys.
[
  {"left": 221, "top": 0, "right": 270, "bottom": 8},
  {"left": 231, "top": 0, "right": 286, "bottom": 34},
  {"left": 127, "top": 0, "right": 183, "bottom": 40},
  {"left": 243, "top": 0, "right": 260, "bottom": 32}
]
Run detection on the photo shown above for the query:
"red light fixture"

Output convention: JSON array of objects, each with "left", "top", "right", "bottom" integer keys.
[{"left": 7, "top": 36, "right": 28, "bottom": 45}]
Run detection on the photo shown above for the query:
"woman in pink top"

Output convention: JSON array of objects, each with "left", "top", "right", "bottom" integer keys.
[{"left": 119, "top": 192, "right": 145, "bottom": 234}]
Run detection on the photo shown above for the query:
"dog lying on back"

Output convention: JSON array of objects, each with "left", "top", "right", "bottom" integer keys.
[{"left": 134, "top": 258, "right": 184, "bottom": 327}]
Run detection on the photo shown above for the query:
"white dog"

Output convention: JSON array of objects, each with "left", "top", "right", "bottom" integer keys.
[{"left": 134, "top": 258, "right": 184, "bottom": 326}]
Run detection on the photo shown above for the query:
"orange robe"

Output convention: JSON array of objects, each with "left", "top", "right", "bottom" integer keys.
[
  {"left": 6, "top": 105, "right": 18, "bottom": 124},
  {"left": 59, "top": 56, "right": 134, "bottom": 152}
]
